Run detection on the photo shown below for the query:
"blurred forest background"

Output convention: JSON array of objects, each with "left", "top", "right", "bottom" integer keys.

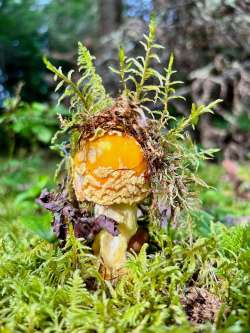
[{"left": 0, "top": 0, "right": 250, "bottom": 158}]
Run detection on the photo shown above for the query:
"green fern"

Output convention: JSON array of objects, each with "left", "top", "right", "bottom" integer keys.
[
  {"left": 111, "top": 16, "right": 164, "bottom": 107},
  {"left": 77, "top": 43, "right": 113, "bottom": 113},
  {"left": 44, "top": 42, "right": 112, "bottom": 119},
  {"left": 128, "top": 16, "right": 163, "bottom": 104},
  {"left": 166, "top": 100, "right": 222, "bottom": 142},
  {"left": 158, "top": 53, "right": 185, "bottom": 129},
  {"left": 110, "top": 46, "right": 130, "bottom": 95}
]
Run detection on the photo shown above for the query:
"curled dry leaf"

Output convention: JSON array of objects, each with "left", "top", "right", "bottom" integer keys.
[{"left": 37, "top": 189, "right": 119, "bottom": 242}]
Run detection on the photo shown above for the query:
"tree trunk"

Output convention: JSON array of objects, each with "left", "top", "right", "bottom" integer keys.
[{"left": 99, "top": 0, "right": 123, "bottom": 36}]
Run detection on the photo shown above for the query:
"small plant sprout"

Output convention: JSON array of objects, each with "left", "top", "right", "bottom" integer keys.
[{"left": 39, "top": 17, "right": 221, "bottom": 281}]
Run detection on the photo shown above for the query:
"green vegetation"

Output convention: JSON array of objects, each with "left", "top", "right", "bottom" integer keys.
[
  {"left": 0, "top": 4, "right": 250, "bottom": 332},
  {"left": 0, "top": 157, "right": 250, "bottom": 332},
  {"left": 0, "top": 17, "right": 250, "bottom": 332},
  {"left": 0, "top": 86, "right": 66, "bottom": 156},
  {"left": 43, "top": 18, "right": 221, "bottom": 229},
  {"left": 199, "top": 163, "right": 250, "bottom": 221},
  {"left": 0, "top": 0, "right": 97, "bottom": 101}
]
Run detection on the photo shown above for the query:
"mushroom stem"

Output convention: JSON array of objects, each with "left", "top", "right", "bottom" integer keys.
[{"left": 92, "top": 203, "right": 138, "bottom": 280}]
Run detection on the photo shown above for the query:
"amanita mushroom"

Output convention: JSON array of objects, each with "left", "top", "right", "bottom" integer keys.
[{"left": 72, "top": 131, "right": 149, "bottom": 279}]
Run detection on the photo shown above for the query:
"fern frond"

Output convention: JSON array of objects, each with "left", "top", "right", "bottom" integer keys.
[
  {"left": 44, "top": 57, "right": 87, "bottom": 113},
  {"left": 129, "top": 16, "right": 164, "bottom": 103},
  {"left": 166, "top": 99, "right": 223, "bottom": 141},
  {"left": 109, "top": 46, "right": 130, "bottom": 95},
  {"left": 155, "top": 53, "right": 186, "bottom": 130},
  {"left": 77, "top": 42, "right": 112, "bottom": 113},
  {"left": 44, "top": 43, "right": 112, "bottom": 120},
  {"left": 109, "top": 16, "right": 164, "bottom": 104}
]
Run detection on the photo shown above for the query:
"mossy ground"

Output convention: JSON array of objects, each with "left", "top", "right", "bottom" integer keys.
[{"left": 0, "top": 155, "right": 250, "bottom": 333}]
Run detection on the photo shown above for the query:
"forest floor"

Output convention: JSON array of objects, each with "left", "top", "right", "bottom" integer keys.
[{"left": 0, "top": 153, "right": 250, "bottom": 332}]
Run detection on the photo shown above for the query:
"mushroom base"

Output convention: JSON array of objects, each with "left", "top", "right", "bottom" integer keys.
[{"left": 92, "top": 204, "right": 138, "bottom": 280}]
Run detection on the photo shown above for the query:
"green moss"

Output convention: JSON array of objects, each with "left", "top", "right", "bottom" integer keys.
[
  {"left": 1, "top": 158, "right": 250, "bottom": 332},
  {"left": 1, "top": 18, "right": 249, "bottom": 333}
]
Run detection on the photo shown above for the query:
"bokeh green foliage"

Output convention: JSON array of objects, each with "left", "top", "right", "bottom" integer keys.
[
  {"left": 0, "top": 87, "right": 66, "bottom": 155},
  {"left": 0, "top": 0, "right": 48, "bottom": 101},
  {"left": 0, "top": 155, "right": 57, "bottom": 242},
  {"left": 199, "top": 163, "right": 250, "bottom": 221},
  {"left": 0, "top": 0, "right": 97, "bottom": 101}
]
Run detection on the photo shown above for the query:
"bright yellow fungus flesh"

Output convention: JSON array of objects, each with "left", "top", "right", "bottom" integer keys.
[
  {"left": 86, "top": 133, "right": 147, "bottom": 178},
  {"left": 73, "top": 132, "right": 149, "bottom": 205}
]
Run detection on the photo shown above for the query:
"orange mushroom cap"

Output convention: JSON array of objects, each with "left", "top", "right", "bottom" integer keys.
[{"left": 73, "top": 132, "right": 149, "bottom": 205}]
